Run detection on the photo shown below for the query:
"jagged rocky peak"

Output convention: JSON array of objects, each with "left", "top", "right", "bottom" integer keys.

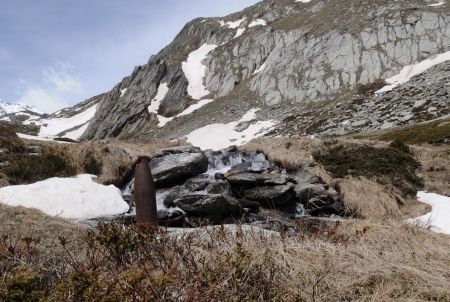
[{"left": 76, "top": 0, "right": 449, "bottom": 141}]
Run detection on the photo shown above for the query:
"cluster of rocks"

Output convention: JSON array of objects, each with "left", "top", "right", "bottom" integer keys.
[
  {"left": 270, "top": 60, "right": 450, "bottom": 138},
  {"left": 122, "top": 146, "right": 344, "bottom": 227}
]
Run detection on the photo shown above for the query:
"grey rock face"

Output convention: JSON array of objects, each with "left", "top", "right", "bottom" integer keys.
[{"left": 150, "top": 152, "right": 208, "bottom": 187}]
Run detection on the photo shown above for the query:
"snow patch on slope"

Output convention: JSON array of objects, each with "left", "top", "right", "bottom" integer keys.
[
  {"left": 233, "top": 28, "right": 246, "bottom": 39},
  {"left": 219, "top": 17, "right": 247, "bottom": 29},
  {"left": 377, "top": 51, "right": 450, "bottom": 93},
  {"left": 410, "top": 192, "right": 450, "bottom": 235},
  {"left": 253, "top": 63, "right": 266, "bottom": 74},
  {"left": 249, "top": 19, "right": 267, "bottom": 27},
  {"left": 182, "top": 43, "right": 217, "bottom": 100},
  {"left": 428, "top": 2, "right": 445, "bottom": 7},
  {"left": 295, "top": 0, "right": 313, "bottom": 3},
  {"left": 0, "top": 100, "right": 41, "bottom": 117},
  {"left": 0, "top": 175, "right": 129, "bottom": 220},
  {"left": 38, "top": 104, "right": 97, "bottom": 140},
  {"left": 186, "top": 108, "right": 277, "bottom": 151},
  {"left": 17, "top": 133, "right": 71, "bottom": 144},
  {"left": 158, "top": 99, "right": 215, "bottom": 127},
  {"left": 148, "top": 83, "right": 168, "bottom": 115}
]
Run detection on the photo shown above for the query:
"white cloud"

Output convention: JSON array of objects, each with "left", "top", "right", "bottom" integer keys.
[{"left": 18, "top": 63, "right": 83, "bottom": 114}]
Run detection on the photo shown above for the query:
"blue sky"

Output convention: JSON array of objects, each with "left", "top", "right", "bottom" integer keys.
[{"left": 0, "top": 0, "right": 259, "bottom": 113}]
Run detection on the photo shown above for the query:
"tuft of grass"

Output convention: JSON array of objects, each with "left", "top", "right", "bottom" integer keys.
[{"left": 313, "top": 144, "right": 423, "bottom": 196}]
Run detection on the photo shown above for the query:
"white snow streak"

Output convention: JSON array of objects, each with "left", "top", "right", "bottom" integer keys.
[
  {"left": 295, "top": 0, "right": 312, "bottom": 3},
  {"left": 182, "top": 43, "right": 217, "bottom": 100},
  {"left": 120, "top": 88, "right": 128, "bottom": 97},
  {"left": 377, "top": 51, "right": 450, "bottom": 93},
  {"left": 16, "top": 133, "right": 71, "bottom": 144},
  {"left": 220, "top": 17, "right": 247, "bottom": 29},
  {"left": 409, "top": 192, "right": 450, "bottom": 235},
  {"left": 0, "top": 175, "right": 129, "bottom": 220},
  {"left": 233, "top": 28, "right": 246, "bottom": 39},
  {"left": 428, "top": 2, "right": 445, "bottom": 7},
  {"left": 249, "top": 19, "right": 267, "bottom": 27},
  {"left": 148, "top": 83, "right": 169, "bottom": 114},
  {"left": 157, "top": 99, "right": 215, "bottom": 127},
  {"left": 253, "top": 63, "right": 266, "bottom": 74},
  {"left": 186, "top": 108, "right": 277, "bottom": 151},
  {"left": 38, "top": 104, "right": 97, "bottom": 140}
]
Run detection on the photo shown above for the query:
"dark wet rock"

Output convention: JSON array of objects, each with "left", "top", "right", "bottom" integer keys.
[
  {"left": 237, "top": 199, "right": 261, "bottom": 213},
  {"left": 225, "top": 161, "right": 253, "bottom": 176},
  {"left": 161, "top": 145, "right": 202, "bottom": 155},
  {"left": 227, "top": 172, "right": 296, "bottom": 188},
  {"left": 174, "top": 194, "right": 241, "bottom": 218},
  {"left": 206, "top": 181, "right": 230, "bottom": 194},
  {"left": 215, "top": 172, "right": 226, "bottom": 180},
  {"left": 294, "top": 183, "right": 328, "bottom": 203},
  {"left": 157, "top": 209, "right": 186, "bottom": 227},
  {"left": 163, "top": 191, "right": 184, "bottom": 208},
  {"left": 150, "top": 152, "right": 208, "bottom": 187},
  {"left": 184, "top": 175, "right": 210, "bottom": 192},
  {"left": 244, "top": 184, "right": 297, "bottom": 208},
  {"left": 295, "top": 171, "right": 322, "bottom": 184}
]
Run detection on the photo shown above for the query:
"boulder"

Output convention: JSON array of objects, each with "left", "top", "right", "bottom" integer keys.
[
  {"left": 295, "top": 171, "right": 322, "bottom": 184},
  {"left": 206, "top": 181, "right": 230, "bottom": 194},
  {"left": 226, "top": 172, "right": 296, "bottom": 188},
  {"left": 294, "top": 183, "right": 328, "bottom": 203},
  {"left": 243, "top": 185, "right": 297, "bottom": 207},
  {"left": 184, "top": 175, "right": 210, "bottom": 192},
  {"left": 173, "top": 194, "right": 241, "bottom": 218},
  {"left": 150, "top": 153, "right": 208, "bottom": 187},
  {"left": 157, "top": 209, "right": 185, "bottom": 227}
]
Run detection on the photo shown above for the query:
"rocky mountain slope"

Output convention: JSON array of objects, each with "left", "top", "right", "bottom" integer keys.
[
  {"left": 70, "top": 0, "right": 449, "bottom": 144},
  {"left": 3, "top": 0, "right": 449, "bottom": 146}
]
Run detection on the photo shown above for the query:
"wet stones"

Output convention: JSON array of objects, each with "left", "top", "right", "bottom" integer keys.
[
  {"left": 150, "top": 152, "right": 208, "bottom": 187},
  {"left": 173, "top": 194, "right": 241, "bottom": 218}
]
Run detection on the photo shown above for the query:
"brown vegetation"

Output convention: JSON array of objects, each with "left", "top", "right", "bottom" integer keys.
[{"left": 0, "top": 209, "right": 449, "bottom": 301}]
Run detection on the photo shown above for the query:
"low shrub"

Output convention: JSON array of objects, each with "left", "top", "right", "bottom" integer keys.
[{"left": 313, "top": 144, "right": 423, "bottom": 196}]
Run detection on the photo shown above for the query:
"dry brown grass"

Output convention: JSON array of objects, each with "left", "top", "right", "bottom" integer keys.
[
  {"left": 0, "top": 204, "right": 84, "bottom": 250},
  {"left": 241, "top": 137, "right": 324, "bottom": 171},
  {"left": 412, "top": 145, "right": 450, "bottom": 196},
  {"left": 336, "top": 177, "right": 401, "bottom": 220},
  {"left": 0, "top": 172, "right": 9, "bottom": 188},
  {"left": 40, "top": 139, "right": 180, "bottom": 186}
]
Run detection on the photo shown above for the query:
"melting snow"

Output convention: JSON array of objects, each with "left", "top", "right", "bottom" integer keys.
[
  {"left": 428, "top": 1, "right": 445, "bottom": 7},
  {"left": 148, "top": 83, "right": 169, "bottom": 115},
  {"left": 219, "top": 17, "right": 247, "bottom": 29},
  {"left": 295, "top": 0, "right": 313, "bottom": 3},
  {"left": 409, "top": 192, "right": 450, "bottom": 235},
  {"left": 0, "top": 175, "right": 129, "bottom": 220},
  {"left": 158, "top": 99, "right": 215, "bottom": 127},
  {"left": 410, "top": 192, "right": 450, "bottom": 234},
  {"left": 182, "top": 43, "right": 217, "bottom": 100},
  {"left": 185, "top": 108, "right": 277, "bottom": 151},
  {"left": 377, "top": 51, "right": 450, "bottom": 93},
  {"left": 249, "top": 19, "right": 267, "bottom": 27},
  {"left": 253, "top": 62, "right": 266, "bottom": 75},
  {"left": 38, "top": 104, "right": 97, "bottom": 140},
  {"left": 233, "top": 28, "right": 246, "bottom": 39},
  {"left": 120, "top": 88, "right": 128, "bottom": 97}
]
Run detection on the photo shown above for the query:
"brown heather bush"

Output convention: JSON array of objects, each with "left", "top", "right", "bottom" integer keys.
[{"left": 0, "top": 211, "right": 450, "bottom": 302}]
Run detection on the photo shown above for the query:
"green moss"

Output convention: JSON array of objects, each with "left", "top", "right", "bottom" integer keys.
[{"left": 313, "top": 144, "right": 423, "bottom": 195}]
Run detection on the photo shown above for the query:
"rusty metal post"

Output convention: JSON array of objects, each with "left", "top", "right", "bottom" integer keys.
[{"left": 134, "top": 156, "right": 158, "bottom": 225}]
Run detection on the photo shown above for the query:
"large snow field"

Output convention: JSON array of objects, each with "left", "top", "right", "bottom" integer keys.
[
  {"left": 410, "top": 191, "right": 450, "bottom": 235},
  {"left": 0, "top": 175, "right": 129, "bottom": 220},
  {"left": 186, "top": 108, "right": 277, "bottom": 150}
]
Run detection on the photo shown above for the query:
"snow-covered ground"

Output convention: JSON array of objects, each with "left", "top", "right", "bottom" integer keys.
[
  {"left": 0, "top": 175, "right": 129, "bottom": 220},
  {"left": 219, "top": 17, "right": 246, "bottom": 29},
  {"left": 182, "top": 43, "right": 217, "bottom": 100},
  {"left": 410, "top": 191, "right": 450, "bottom": 235},
  {"left": 186, "top": 108, "right": 277, "bottom": 150},
  {"left": 377, "top": 51, "right": 450, "bottom": 93},
  {"left": 37, "top": 104, "right": 97, "bottom": 140}
]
